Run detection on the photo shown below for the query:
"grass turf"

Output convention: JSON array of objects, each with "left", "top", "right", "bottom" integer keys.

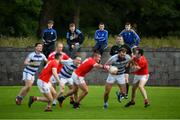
[{"left": 0, "top": 86, "right": 180, "bottom": 119}]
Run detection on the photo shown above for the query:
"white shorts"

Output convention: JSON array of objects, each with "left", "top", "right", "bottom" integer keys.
[
  {"left": 60, "top": 77, "right": 74, "bottom": 86},
  {"left": 37, "top": 79, "right": 52, "bottom": 93},
  {"left": 133, "top": 74, "right": 149, "bottom": 84},
  {"left": 50, "top": 75, "right": 57, "bottom": 84},
  {"left": 106, "top": 74, "right": 125, "bottom": 85},
  {"left": 71, "top": 72, "right": 85, "bottom": 85},
  {"left": 22, "top": 72, "right": 35, "bottom": 81}
]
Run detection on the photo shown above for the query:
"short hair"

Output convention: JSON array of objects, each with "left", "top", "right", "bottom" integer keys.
[
  {"left": 118, "top": 47, "right": 127, "bottom": 53},
  {"left": 92, "top": 51, "right": 101, "bottom": 57},
  {"left": 99, "top": 22, "right": 104, "bottom": 26},
  {"left": 125, "top": 22, "right": 131, "bottom": 26},
  {"left": 69, "top": 23, "right": 76, "bottom": 27},
  {"left": 34, "top": 43, "right": 42, "bottom": 47},
  {"left": 56, "top": 42, "right": 63, "bottom": 48},
  {"left": 136, "top": 48, "right": 144, "bottom": 55},
  {"left": 47, "top": 20, "right": 54, "bottom": 24},
  {"left": 55, "top": 53, "right": 62, "bottom": 59}
]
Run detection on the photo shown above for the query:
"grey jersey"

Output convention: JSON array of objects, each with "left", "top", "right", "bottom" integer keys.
[
  {"left": 107, "top": 54, "right": 131, "bottom": 75},
  {"left": 23, "top": 52, "right": 47, "bottom": 75},
  {"left": 59, "top": 59, "right": 78, "bottom": 78}
]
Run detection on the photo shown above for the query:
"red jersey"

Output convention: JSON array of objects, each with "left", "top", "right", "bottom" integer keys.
[
  {"left": 132, "top": 56, "right": 149, "bottom": 75},
  {"left": 48, "top": 51, "right": 69, "bottom": 61},
  {"left": 48, "top": 51, "right": 70, "bottom": 73},
  {"left": 39, "top": 60, "right": 59, "bottom": 83},
  {"left": 75, "top": 57, "right": 97, "bottom": 77}
]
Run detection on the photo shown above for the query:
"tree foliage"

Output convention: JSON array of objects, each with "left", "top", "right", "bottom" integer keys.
[{"left": 1, "top": 0, "right": 180, "bottom": 37}]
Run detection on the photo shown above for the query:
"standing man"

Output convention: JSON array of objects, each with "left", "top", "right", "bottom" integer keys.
[
  {"left": 110, "top": 35, "right": 132, "bottom": 99},
  {"left": 42, "top": 20, "right": 57, "bottom": 57},
  {"left": 57, "top": 52, "right": 103, "bottom": 109},
  {"left": 15, "top": 43, "right": 47, "bottom": 105},
  {"left": 103, "top": 48, "right": 131, "bottom": 109},
  {"left": 66, "top": 23, "right": 84, "bottom": 58},
  {"left": 28, "top": 53, "right": 62, "bottom": 111},
  {"left": 125, "top": 48, "right": 150, "bottom": 108},
  {"left": 93, "top": 22, "right": 108, "bottom": 55},
  {"left": 120, "top": 22, "right": 140, "bottom": 49}
]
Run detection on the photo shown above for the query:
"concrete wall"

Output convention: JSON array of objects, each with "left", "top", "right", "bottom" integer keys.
[{"left": 0, "top": 47, "right": 180, "bottom": 86}]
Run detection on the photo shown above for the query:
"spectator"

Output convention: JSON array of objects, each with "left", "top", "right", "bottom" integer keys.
[
  {"left": 42, "top": 20, "right": 57, "bottom": 57},
  {"left": 120, "top": 22, "right": 140, "bottom": 49},
  {"left": 93, "top": 22, "right": 108, "bottom": 55},
  {"left": 110, "top": 35, "right": 132, "bottom": 56},
  {"left": 66, "top": 23, "right": 84, "bottom": 58}
]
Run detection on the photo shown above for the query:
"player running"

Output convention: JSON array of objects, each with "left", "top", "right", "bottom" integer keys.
[
  {"left": 28, "top": 53, "right": 62, "bottom": 111},
  {"left": 16, "top": 43, "right": 47, "bottom": 105},
  {"left": 57, "top": 52, "right": 103, "bottom": 109},
  {"left": 103, "top": 48, "right": 131, "bottom": 109},
  {"left": 125, "top": 48, "right": 150, "bottom": 108},
  {"left": 57, "top": 56, "right": 82, "bottom": 105}
]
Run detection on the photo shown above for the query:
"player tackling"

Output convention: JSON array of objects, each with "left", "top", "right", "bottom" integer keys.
[
  {"left": 57, "top": 52, "right": 103, "bottom": 109},
  {"left": 28, "top": 53, "right": 62, "bottom": 111},
  {"left": 125, "top": 48, "right": 150, "bottom": 107}
]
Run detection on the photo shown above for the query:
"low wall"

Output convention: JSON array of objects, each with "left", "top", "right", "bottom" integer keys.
[{"left": 0, "top": 47, "right": 180, "bottom": 86}]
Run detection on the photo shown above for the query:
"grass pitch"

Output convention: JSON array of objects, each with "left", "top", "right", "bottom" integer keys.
[{"left": 0, "top": 86, "right": 180, "bottom": 119}]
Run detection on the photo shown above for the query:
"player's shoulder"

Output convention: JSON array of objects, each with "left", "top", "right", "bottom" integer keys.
[
  {"left": 125, "top": 54, "right": 131, "bottom": 60},
  {"left": 75, "top": 29, "right": 82, "bottom": 34},
  {"left": 28, "top": 52, "right": 36, "bottom": 57}
]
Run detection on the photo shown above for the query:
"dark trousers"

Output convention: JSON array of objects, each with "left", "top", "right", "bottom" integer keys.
[
  {"left": 93, "top": 43, "right": 108, "bottom": 55},
  {"left": 43, "top": 43, "right": 55, "bottom": 58}
]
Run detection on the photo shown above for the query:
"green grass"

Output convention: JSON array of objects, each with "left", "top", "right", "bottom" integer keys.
[
  {"left": 0, "top": 36, "right": 180, "bottom": 48},
  {"left": 0, "top": 86, "right": 180, "bottom": 119}
]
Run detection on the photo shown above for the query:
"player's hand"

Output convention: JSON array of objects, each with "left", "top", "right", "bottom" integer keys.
[{"left": 103, "top": 65, "right": 110, "bottom": 71}]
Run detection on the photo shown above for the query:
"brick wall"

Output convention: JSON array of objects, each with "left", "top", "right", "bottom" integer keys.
[{"left": 0, "top": 47, "right": 180, "bottom": 86}]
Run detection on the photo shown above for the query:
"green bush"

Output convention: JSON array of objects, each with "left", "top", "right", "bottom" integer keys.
[{"left": 0, "top": 36, "right": 180, "bottom": 48}]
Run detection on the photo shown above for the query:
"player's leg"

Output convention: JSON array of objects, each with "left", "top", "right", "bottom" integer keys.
[
  {"left": 104, "top": 74, "right": 115, "bottom": 108},
  {"left": 117, "top": 84, "right": 126, "bottom": 103},
  {"left": 50, "top": 76, "right": 57, "bottom": 106},
  {"left": 115, "top": 74, "right": 126, "bottom": 102},
  {"left": 138, "top": 75, "right": 150, "bottom": 107},
  {"left": 16, "top": 72, "right": 34, "bottom": 105},
  {"left": 28, "top": 80, "right": 54, "bottom": 111},
  {"left": 125, "top": 78, "right": 139, "bottom": 107},
  {"left": 68, "top": 85, "right": 75, "bottom": 104},
  {"left": 103, "top": 83, "right": 113, "bottom": 108},
  {"left": 124, "top": 73, "right": 129, "bottom": 99},
  {"left": 57, "top": 84, "right": 78, "bottom": 107},
  {"left": 73, "top": 82, "right": 88, "bottom": 108}
]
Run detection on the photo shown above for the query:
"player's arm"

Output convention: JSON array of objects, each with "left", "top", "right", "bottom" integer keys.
[
  {"left": 24, "top": 54, "right": 36, "bottom": 66},
  {"left": 103, "top": 56, "right": 114, "bottom": 70},
  {"left": 93, "top": 63, "right": 103, "bottom": 68},
  {"left": 52, "top": 68, "right": 60, "bottom": 83}
]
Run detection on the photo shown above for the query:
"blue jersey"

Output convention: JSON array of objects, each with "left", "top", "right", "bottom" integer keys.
[
  {"left": 120, "top": 29, "right": 140, "bottom": 48},
  {"left": 42, "top": 28, "right": 57, "bottom": 44},
  {"left": 94, "top": 29, "right": 108, "bottom": 44}
]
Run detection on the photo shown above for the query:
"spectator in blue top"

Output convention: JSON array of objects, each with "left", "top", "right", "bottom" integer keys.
[
  {"left": 120, "top": 22, "right": 140, "bottom": 49},
  {"left": 66, "top": 23, "right": 84, "bottom": 58},
  {"left": 93, "top": 22, "right": 108, "bottom": 55},
  {"left": 42, "top": 20, "right": 57, "bottom": 57}
]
